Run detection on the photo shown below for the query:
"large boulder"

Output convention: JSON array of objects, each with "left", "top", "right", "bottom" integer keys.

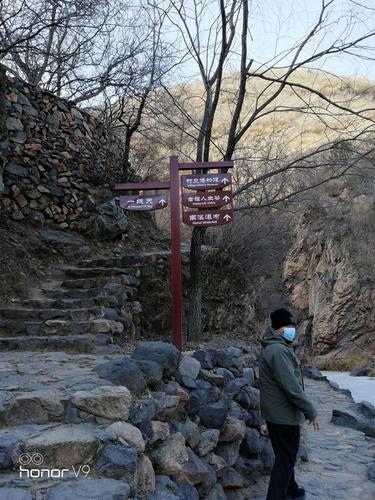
[
  {"left": 178, "top": 356, "right": 201, "bottom": 380},
  {"left": 220, "top": 416, "right": 246, "bottom": 443},
  {"left": 81, "top": 200, "right": 128, "bottom": 240},
  {"left": 94, "top": 358, "right": 146, "bottom": 395},
  {"left": 135, "top": 360, "right": 163, "bottom": 388},
  {"left": 71, "top": 386, "right": 132, "bottom": 421},
  {"left": 133, "top": 342, "right": 181, "bottom": 377},
  {"left": 331, "top": 408, "right": 375, "bottom": 438}
]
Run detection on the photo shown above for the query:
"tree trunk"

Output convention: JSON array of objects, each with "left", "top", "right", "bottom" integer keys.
[{"left": 187, "top": 225, "right": 206, "bottom": 339}]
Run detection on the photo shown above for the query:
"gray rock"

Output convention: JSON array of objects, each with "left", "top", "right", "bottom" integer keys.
[
  {"left": 96, "top": 444, "right": 137, "bottom": 492},
  {"left": 11, "top": 131, "right": 27, "bottom": 143},
  {"left": 150, "top": 421, "right": 170, "bottom": 445},
  {"left": 0, "top": 435, "right": 20, "bottom": 469},
  {"left": 331, "top": 408, "right": 375, "bottom": 438},
  {"left": 4, "top": 162, "right": 28, "bottom": 177},
  {"left": 355, "top": 401, "right": 375, "bottom": 419},
  {"left": 192, "top": 350, "right": 213, "bottom": 370},
  {"left": 45, "top": 479, "right": 130, "bottom": 499},
  {"left": 81, "top": 200, "right": 128, "bottom": 240},
  {"left": 150, "top": 433, "right": 189, "bottom": 475},
  {"left": 215, "top": 440, "right": 241, "bottom": 467},
  {"left": 223, "top": 378, "right": 248, "bottom": 396},
  {"left": 205, "top": 453, "right": 229, "bottom": 475},
  {"left": 133, "top": 341, "right": 181, "bottom": 377},
  {"left": 240, "top": 428, "right": 261, "bottom": 458},
  {"left": 173, "top": 448, "right": 210, "bottom": 485},
  {"left": 197, "top": 429, "right": 220, "bottom": 456},
  {"left": 5, "top": 389, "right": 64, "bottom": 425},
  {"left": 350, "top": 368, "right": 370, "bottom": 376},
  {"left": 199, "top": 400, "right": 228, "bottom": 430},
  {"left": 105, "top": 421, "right": 145, "bottom": 452},
  {"left": 216, "top": 367, "right": 235, "bottom": 381},
  {"left": 199, "top": 369, "right": 225, "bottom": 387},
  {"left": 27, "top": 211, "right": 45, "bottom": 227},
  {"left": 172, "top": 418, "right": 200, "bottom": 449},
  {"left": 95, "top": 358, "right": 146, "bottom": 395},
  {"left": 71, "top": 386, "right": 132, "bottom": 421},
  {"left": 0, "top": 488, "right": 32, "bottom": 500},
  {"left": 135, "top": 360, "right": 163, "bottom": 388},
  {"left": 242, "top": 368, "right": 255, "bottom": 386},
  {"left": 368, "top": 463, "right": 375, "bottom": 482},
  {"left": 234, "top": 386, "right": 260, "bottom": 411},
  {"left": 152, "top": 392, "right": 180, "bottom": 420},
  {"left": 23, "top": 424, "right": 99, "bottom": 468},
  {"left": 128, "top": 397, "right": 156, "bottom": 425},
  {"left": 6, "top": 117, "right": 23, "bottom": 131},
  {"left": 220, "top": 416, "right": 246, "bottom": 442},
  {"left": 220, "top": 467, "right": 246, "bottom": 489},
  {"left": 178, "top": 356, "right": 201, "bottom": 380},
  {"left": 302, "top": 365, "right": 326, "bottom": 380},
  {"left": 138, "top": 454, "right": 156, "bottom": 497},
  {"left": 206, "top": 483, "right": 226, "bottom": 500},
  {"left": 151, "top": 475, "right": 197, "bottom": 500}
]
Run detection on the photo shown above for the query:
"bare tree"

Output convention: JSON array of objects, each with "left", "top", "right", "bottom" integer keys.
[
  {"left": 153, "top": 0, "right": 375, "bottom": 339},
  {"left": 0, "top": 0, "right": 151, "bottom": 104}
]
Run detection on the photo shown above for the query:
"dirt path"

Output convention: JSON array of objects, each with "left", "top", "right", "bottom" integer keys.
[{"left": 250, "top": 378, "right": 375, "bottom": 499}]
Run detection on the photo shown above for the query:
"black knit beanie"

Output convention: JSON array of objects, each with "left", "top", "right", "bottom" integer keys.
[{"left": 270, "top": 308, "right": 296, "bottom": 330}]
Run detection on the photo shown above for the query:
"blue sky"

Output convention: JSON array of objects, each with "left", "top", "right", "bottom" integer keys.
[{"left": 167, "top": 0, "right": 375, "bottom": 82}]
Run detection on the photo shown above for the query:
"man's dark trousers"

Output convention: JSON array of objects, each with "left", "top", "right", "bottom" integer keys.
[{"left": 265, "top": 420, "right": 301, "bottom": 500}]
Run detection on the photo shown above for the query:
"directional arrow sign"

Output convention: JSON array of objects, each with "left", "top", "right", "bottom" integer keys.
[
  {"left": 182, "top": 208, "right": 234, "bottom": 227},
  {"left": 120, "top": 194, "right": 168, "bottom": 211},
  {"left": 182, "top": 173, "right": 232, "bottom": 190},
  {"left": 182, "top": 190, "right": 233, "bottom": 208}
]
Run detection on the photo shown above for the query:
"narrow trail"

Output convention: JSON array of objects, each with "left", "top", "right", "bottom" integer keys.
[{"left": 251, "top": 378, "right": 375, "bottom": 500}]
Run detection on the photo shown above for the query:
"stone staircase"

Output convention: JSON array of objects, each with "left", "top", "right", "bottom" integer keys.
[{"left": 0, "top": 254, "right": 151, "bottom": 354}]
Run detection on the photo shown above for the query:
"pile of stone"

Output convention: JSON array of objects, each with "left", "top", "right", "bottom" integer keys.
[
  {"left": 0, "top": 341, "right": 283, "bottom": 499},
  {"left": 0, "top": 71, "right": 120, "bottom": 230}
]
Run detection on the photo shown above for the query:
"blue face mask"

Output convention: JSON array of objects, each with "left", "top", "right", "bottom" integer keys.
[{"left": 283, "top": 327, "right": 296, "bottom": 342}]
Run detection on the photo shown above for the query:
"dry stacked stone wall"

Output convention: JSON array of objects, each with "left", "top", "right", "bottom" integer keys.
[{"left": 0, "top": 67, "right": 121, "bottom": 229}]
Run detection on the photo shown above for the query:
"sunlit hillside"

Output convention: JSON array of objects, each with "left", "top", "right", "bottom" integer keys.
[{"left": 137, "top": 68, "right": 375, "bottom": 172}]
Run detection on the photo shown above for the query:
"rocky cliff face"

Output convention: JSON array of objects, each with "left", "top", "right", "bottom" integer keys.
[{"left": 284, "top": 178, "right": 375, "bottom": 366}]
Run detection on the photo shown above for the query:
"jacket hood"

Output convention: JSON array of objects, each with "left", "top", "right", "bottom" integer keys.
[{"left": 260, "top": 325, "right": 295, "bottom": 350}]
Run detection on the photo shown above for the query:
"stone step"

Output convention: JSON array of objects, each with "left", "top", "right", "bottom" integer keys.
[
  {"left": 61, "top": 274, "right": 139, "bottom": 290},
  {"left": 17, "top": 296, "right": 121, "bottom": 309},
  {"left": 0, "top": 306, "right": 104, "bottom": 321},
  {"left": 64, "top": 266, "right": 140, "bottom": 279},
  {"left": 43, "top": 284, "right": 136, "bottom": 300},
  {"left": 78, "top": 252, "right": 170, "bottom": 269},
  {"left": 0, "top": 319, "right": 124, "bottom": 336},
  {"left": 0, "top": 335, "right": 97, "bottom": 353}
]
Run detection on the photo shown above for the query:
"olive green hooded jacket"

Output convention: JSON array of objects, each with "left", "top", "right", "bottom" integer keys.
[{"left": 259, "top": 326, "right": 318, "bottom": 425}]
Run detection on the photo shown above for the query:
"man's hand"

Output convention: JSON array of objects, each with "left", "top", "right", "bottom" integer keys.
[{"left": 309, "top": 416, "right": 320, "bottom": 431}]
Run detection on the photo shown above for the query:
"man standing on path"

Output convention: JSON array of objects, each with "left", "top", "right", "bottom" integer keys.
[{"left": 259, "top": 308, "right": 320, "bottom": 500}]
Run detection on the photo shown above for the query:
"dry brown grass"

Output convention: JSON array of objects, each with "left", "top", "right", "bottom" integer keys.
[{"left": 136, "top": 68, "right": 375, "bottom": 173}]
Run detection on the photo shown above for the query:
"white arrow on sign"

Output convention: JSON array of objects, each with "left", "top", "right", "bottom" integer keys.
[
  {"left": 223, "top": 214, "right": 232, "bottom": 221},
  {"left": 159, "top": 198, "right": 167, "bottom": 206},
  {"left": 222, "top": 177, "right": 230, "bottom": 184},
  {"left": 223, "top": 195, "right": 231, "bottom": 202}
]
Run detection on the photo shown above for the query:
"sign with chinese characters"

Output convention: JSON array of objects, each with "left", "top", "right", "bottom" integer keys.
[
  {"left": 120, "top": 194, "right": 168, "bottom": 211},
  {"left": 182, "top": 173, "right": 232, "bottom": 190},
  {"left": 182, "top": 190, "right": 232, "bottom": 208},
  {"left": 182, "top": 208, "right": 234, "bottom": 227}
]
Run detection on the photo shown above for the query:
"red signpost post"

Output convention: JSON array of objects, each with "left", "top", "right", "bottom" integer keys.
[{"left": 114, "top": 156, "right": 234, "bottom": 351}]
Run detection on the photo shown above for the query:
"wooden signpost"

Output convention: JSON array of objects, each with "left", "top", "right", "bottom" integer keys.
[{"left": 114, "top": 156, "right": 235, "bottom": 350}]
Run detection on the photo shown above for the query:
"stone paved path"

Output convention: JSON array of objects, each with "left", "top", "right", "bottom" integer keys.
[{"left": 251, "top": 378, "right": 375, "bottom": 500}]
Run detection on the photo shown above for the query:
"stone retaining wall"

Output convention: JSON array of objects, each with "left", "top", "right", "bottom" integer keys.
[{"left": 0, "top": 66, "right": 121, "bottom": 229}]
